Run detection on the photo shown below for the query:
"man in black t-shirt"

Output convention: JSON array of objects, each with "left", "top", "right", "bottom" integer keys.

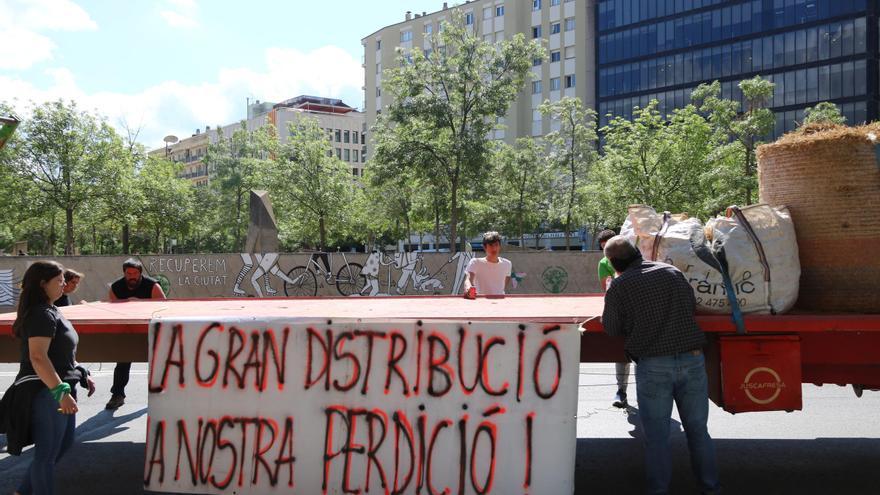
[{"left": 105, "top": 258, "right": 165, "bottom": 410}]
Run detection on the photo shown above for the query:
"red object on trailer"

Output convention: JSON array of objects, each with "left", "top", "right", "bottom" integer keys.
[
  {"left": 716, "top": 335, "right": 803, "bottom": 413},
  {"left": 1, "top": 294, "right": 878, "bottom": 413}
]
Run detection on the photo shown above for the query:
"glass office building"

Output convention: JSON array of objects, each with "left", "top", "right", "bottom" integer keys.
[{"left": 596, "top": 0, "right": 879, "bottom": 137}]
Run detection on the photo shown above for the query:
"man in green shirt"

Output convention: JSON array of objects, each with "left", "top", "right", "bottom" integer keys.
[{"left": 597, "top": 229, "right": 630, "bottom": 408}]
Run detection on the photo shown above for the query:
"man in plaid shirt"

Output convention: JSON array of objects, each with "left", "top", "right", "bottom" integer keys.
[{"left": 602, "top": 236, "right": 720, "bottom": 495}]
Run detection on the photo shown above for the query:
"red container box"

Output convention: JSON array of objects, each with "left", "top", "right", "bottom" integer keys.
[{"left": 719, "top": 335, "right": 802, "bottom": 413}]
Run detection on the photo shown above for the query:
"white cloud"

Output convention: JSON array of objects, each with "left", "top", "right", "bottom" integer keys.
[
  {"left": 0, "top": 45, "right": 365, "bottom": 149},
  {"left": 160, "top": 0, "right": 199, "bottom": 29},
  {"left": 0, "top": 0, "right": 97, "bottom": 70}
]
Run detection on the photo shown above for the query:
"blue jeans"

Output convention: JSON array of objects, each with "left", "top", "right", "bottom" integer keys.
[
  {"left": 636, "top": 351, "right": 720, "bottom": 495},
  {"left": 17, "top": 388, "right": 77, "bottom": 495}
]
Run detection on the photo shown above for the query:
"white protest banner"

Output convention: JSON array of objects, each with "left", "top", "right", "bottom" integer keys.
[{"left": 144, "top": 318, "right": 579, "bottom": 494}]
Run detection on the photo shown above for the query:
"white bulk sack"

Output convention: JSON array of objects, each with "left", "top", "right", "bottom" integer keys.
[{"left": 620, "top": 204, "right": 799, "bottom": 314}]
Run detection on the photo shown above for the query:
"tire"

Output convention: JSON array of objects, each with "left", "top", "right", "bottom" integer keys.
[
  {"left": 284, "top": 266, "right": 317, "bottom": 296},
  {"left": 335, "top": 262, "right": 365, "bottom": 296}
]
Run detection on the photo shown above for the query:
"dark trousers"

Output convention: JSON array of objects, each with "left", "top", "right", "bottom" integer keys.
[
  {"left": 110, "top": 362, "right": 131, "bottom": 397},
  {"left": 17, "top": 388, "right": 77, "bottom": 495}
]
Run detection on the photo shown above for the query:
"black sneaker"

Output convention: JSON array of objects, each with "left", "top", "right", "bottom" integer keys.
[
  {"left": 613, "top": 390, "right": 628, "bottom": 408},
  {"left": 105, "top": 394, "right": 125, "bottom": 410}
]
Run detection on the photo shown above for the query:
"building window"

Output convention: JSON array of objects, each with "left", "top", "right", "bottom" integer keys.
[
  {"left": 362, "top": 146, "right": 367, "bottom": 162},
  {"left": 532, "top": 80, "right": 542, "bottom": 94},
  {"left": 496, "top": 5, "right": 504, "bottom": 16},
  {"left": 533, "top": 57, "right": 543, "bottom": 66},
  {"left": 550, "top": 50, "right": 561, "bottom": 62},
  {"left": 361, "top": 132, "right": 366, "bottom": 143},
  {"left": 352, "top": 132, "right": 359, "bottom": 145},
  {"left": 344, "top": 149, "right": 350, "bottom": 162},
  {"left": 564, "top": 46, "right": 575, "bottom": 59},
  {"left": 336, "top": 148, "right": 342, "bottom": 158},
  {"left": 376, "top": 87, "right": 381, "bottom": 97},
  {"left": 565, "top": 18, "right": 575, "bottom": 31},
  {"left": 565, "top": 74, "right": 575, "bottom": 88},
  {"left": 550, "top": 77, "right": 561, "bottom": 91},
  {"left": 353, "top": 149, "right": 359, "bottom": 162},
  {"left": 344, "top": 131, "right": 350, "bottom": 143},
  {"left": 551, "top": 0, "right": 560, "bottom": 5},
  {"left": 551, "top": 22, "right": 561, "bottom": 34},
  {"left": 400, "top": 30, "right": 412, "bottom": 42},
  {"left": 532, "top": 26, "right": 542, "bottom": 38},
  {"left": 465, "top": 12, "right": 474, "bottom": 25},
  {"left": 533, "top": 0, "right": 541, "bottom": 11},
  {"left": 425, "top": 23, "right": 433, "bottom": 34},
  {"left": 376, "top": 40, "right": 381, "bottom": 50},
  {"left": 483, "top": 7, "right": 492, "bottom": 19},
  {"left": 335, "top": 130, "right": 341, "bottom": 142}
]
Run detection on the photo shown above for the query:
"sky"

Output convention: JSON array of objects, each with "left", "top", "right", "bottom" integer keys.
[{"left": 0, "top": 0, "right": 443, "bottom": 149}]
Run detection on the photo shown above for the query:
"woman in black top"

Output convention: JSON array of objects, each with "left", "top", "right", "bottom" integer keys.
[
  {"left": 54, "top": 268, "right": 84, "bottom": 307},
  {"left": 10, "top": 261, "right": 95, "bottom": 495}
]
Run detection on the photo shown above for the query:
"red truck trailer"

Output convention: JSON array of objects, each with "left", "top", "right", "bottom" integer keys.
[{"left": 1, "top": 294, "right": 878, "bottom": 413}]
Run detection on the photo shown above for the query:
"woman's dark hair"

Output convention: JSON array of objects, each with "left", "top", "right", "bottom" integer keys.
[{"left": 12, "top": 260, "right": 64, "bottom": 338}]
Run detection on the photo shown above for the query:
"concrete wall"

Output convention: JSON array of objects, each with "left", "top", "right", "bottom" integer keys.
[{"left": 0, "top": 251, "right": 604, "bottom": 313}]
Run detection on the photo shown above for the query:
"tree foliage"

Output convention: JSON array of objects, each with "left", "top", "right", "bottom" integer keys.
[
  {"left": 539, "top": 97, "right": 598, "bottom": 249},
  {"left": 372, "top": 10, "right": 544, "bottom": 253},
  {"left": 802, "top": 101, "right": 846, "bottom": 126},
  {"left": 268, "top": 116, "right": 355, "bottom": 251},
  {"left": 692, "top": 76, "right": 775, "bottom": 205},
  {"left": 2, "top": 100, "right": 130, "bottom": 254}
]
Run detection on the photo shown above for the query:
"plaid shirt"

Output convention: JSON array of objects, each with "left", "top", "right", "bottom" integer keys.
[{"left": 602, "top": 259, "right": 706, "bottom": 358}]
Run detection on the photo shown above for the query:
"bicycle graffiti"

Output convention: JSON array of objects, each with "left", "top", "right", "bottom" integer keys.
[{"left": 283, "top": 252, "right": 365, "bottom": 296}]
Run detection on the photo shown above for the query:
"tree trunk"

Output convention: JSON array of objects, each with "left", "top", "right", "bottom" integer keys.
[
  {"left": 92, "top": 224, "right": 98, "bottom": 254},
  {"left": 65, "top": 208, "right": 75, "bottom": 255},
  {"left": 405, "top": 215, "right": 412, "bottom": 252},
  {"left": 122, "top": 224, "right": 130, "bottom": 254},
  {"left": 519, "top": 169, "right": 527, "bottom": 249},
  {"left": 566, "top": 159, "right": 575, "bottom": 251},
  {"left": 235, "top": 189, "right": 244, "bottom": 252},
  {"left": 319, "top": 214, "right": 326, "bottom": 251},
  {"left": 744, "top": 145, "right": 752, "bottom": 205},
  {"left": 449, "top": 179, "right": 459, "bottom": 255},
  {"left": 434, "top": 202, "right": 441, "bottom": 251},
  {"left": 49, "top": 213, "right": 56, "bottom": 255}
]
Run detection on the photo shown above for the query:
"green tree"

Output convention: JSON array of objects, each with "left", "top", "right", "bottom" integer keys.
[
  {"left": 597, "top": 99, "right": 737, "bottom": 219},
  {"left": 491, "top": 137, "right": 553, "bottom": 248},
  {"left": 802, "top": 101, "right": 846, "bottom": 126},
  {"left": 205, "top": 122, "right": 273, "bottom": 251},
  {"left": 269, "top": 116, "right": 354, "bottom": 251},
  {"left": 3, "top": 100, "right": 128, "bottom": 254},
  {"left": 135, "top": 156, "right": 194, "bottom": 253},
  {"left": 373, "top": 10, "right": 544, "bottom": 253},
  {"left": 539, "top": 97, "right": 599, "bottom": 250},
  {"left": 693, "top": 76, "right": 775, "bottom": 205}
]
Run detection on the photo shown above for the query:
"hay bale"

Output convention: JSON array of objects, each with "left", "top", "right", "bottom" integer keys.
[{"left": 757, "top": 123, "right": 880, "bottom": 313}]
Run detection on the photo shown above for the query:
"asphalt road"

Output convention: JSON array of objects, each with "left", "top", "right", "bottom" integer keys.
[{"left": 1, "top": 362, "right": 878, "bottom": 495}]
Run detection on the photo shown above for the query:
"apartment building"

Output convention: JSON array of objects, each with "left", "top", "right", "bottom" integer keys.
[
  {"left": 149, "top": 96, "right": 365, "bottom": 184},
  {"left": 361, "top": 0, "right": 597, "bottom": 145}
]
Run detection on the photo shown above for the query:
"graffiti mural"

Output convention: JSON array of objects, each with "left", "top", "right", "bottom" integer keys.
[
  {"left": 0, "top": 251, "right": 603, "bottom": 313},
  {"left": 0, "top": 268, "right": 16, "bottom": 306},
  {"left": 282, "top": 252, "right": 365, "bottom": 297},
  {"left": 542, "top": 266, "right": 569, "bottom": 294},
  {"left": 233, "top": 253, "right": 298, "bottom": 297}
]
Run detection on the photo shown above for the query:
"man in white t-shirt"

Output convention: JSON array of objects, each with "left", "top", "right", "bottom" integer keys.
[{"left": 463, "top": 231, "right": 511, "bottom": 298}]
